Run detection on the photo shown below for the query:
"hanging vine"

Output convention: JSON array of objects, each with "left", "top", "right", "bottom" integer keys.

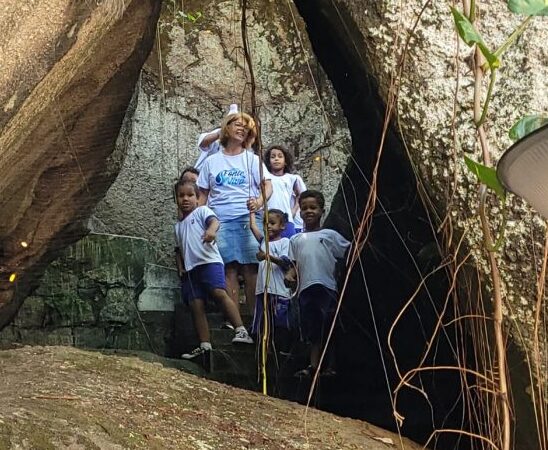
[{"left": 450, "top": 1, "right": 547, "bottom": 449}]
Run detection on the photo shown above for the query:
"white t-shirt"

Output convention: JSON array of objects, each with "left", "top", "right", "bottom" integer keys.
[
  {"left": 268, "top": 173, "right": 299, "bottom": 224},
  {"left": 197, "top": 150, "right": 271, "bottom": 222},
  {"left": 256, "top": 238, "right": 291, "bottom": 297},
  {"left": 174, "top": 206, "right": 224, "bottom": 271},
  {"left": 194, "top": 128, "right": 222, "bottom": 171},
  {"left": 288, "top": 229, "right": 350, "bottom": 295},
  {"left": 290, "top": 175, "right": 307, "bottom": 230}
]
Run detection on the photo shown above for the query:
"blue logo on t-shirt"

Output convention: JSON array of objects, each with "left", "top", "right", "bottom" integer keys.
[{"left": 215, "top": 169, "right": 246, "bottom": 186}]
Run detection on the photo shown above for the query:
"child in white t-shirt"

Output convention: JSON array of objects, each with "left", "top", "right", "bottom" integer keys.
[
  {"left": 174, "top": 181, "right": 253, "bottom": 365},
  {"left": 285, "top": 190, "right": 350, "bottom": 377},
  {"left": 264, "top": 145, "right": 305, "bottom": 238},
  {"left": 249, "top": 210, "right": 292, "bottom": 353}
]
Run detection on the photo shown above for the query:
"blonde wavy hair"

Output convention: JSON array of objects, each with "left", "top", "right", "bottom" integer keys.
[{"left": 219, "top": 112, "right": 257, "bottom": 149}]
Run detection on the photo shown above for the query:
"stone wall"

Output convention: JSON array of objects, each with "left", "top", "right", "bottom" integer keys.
[{"left": 0, "top": 234, "right": 183, "bottom": 356}]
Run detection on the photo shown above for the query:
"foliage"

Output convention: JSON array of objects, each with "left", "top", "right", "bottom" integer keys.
[
  {"left": 507, "top": 0, "right": 548, "bottom": 15},
  {"left": 160, "top": 0, "right": 203, "bottom": 31},
  {"left": 450, "top": 7, "right": 499, "bottom": 69},
  {"left": 509, "top": 114, "right": 548, "bottom": 140},
  {"left": 464, "top": 156, "right": 506, "bottom": 201},
  {"left": 179, "top": 11, "right": 203, "bottom": 23}
]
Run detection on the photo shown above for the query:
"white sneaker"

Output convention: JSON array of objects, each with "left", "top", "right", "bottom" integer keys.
[
  {"left": 220, "top": 321, "right": 235, "bottom": 330},
  {"left": 232, "top": 329, "right": 253, "bottom": 344},
  {"left": 182, "top": 346, "right": 210, "bottom": 360}
]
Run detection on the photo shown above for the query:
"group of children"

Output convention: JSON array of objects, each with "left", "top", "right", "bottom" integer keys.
[{"left": 173, "top": 107, "right": 350, "bottom": 378}]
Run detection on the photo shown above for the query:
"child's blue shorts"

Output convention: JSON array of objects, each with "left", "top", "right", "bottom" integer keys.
[
  {"left": 181, "top": 263, "right": 226, "bottom": 304},
  {"left": 251, "top": 293, "right": 290, "bottom": 335},
  {"left": 299, "top": 284, "right": 338, "bottom": 344}
]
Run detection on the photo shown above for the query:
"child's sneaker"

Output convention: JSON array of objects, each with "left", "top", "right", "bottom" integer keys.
[
  {"left": 221, "top": 321, "right": 235, "bottom": 330},
  {"left": 182, "top": 346, "right": 212, "bottom": 372},
  {"left": 320, "top": 367, "right": 337, "bottom": 377},
  {"left": 293, "top": 365, "right": 315, "bottom": 378},
  {"left": 232, "top": 329, "right": 253, "bottom": 344},
  {"left": 182, "top": 346, "right": 209, "bottom": 360}
]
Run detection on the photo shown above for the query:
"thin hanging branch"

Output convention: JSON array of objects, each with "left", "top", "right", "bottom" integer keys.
[{"left": 241, "top": 0, "right": 271, "bottom": 396}]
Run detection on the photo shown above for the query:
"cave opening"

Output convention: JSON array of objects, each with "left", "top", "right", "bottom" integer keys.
[{"left": 291, "top": 1, "right": 475, "bottom": 448}]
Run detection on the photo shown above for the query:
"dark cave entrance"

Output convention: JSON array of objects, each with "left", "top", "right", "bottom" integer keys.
[{"left": 291, "top": 1, "right": 473, "bottom": 448}]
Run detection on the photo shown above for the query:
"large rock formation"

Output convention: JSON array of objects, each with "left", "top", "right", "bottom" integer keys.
[
  {"left": 91, "top": 0, "right": 351, "bottom": 258},
  {"left": 0, "top": 345, "right": 422, "bottom": 449},
  {"left": 328, "top": 0, "right": 547, "bottom": 371},
  {"left": 305, "top": 1, "right": 546, "bottom": 446},
  {"left": 0, "top": 0, "right": 162, "bottom": 329},
  {"left": 1, "top": 0, "right": 545, "bottom": 446}
]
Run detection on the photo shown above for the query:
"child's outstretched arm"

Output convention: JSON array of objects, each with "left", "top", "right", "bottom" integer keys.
[
  {"left": 203, "top": 216, "right": 220, "bottom": 243},
  {"left": 256, "top": 246, "right": 290, "bottom": 270},
  {"left": 267, "top": 254, "right": 291, "bottom": 271},
  {"left": 284, "top": 264, "right": 297, "bottom": 290},
  {"left": 249, "top": 212, "right": 263, "bottom": 243}
]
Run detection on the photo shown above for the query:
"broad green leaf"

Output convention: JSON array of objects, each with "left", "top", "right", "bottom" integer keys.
[
  {"left": 508, "top": 0, "right": 548, "bottom": 15},
  {"left": 450, "top": 7, "right": 500, "bottom": 68},
  {"left": 509, "top": 115, "right": 548, "bottom": 140},
  {"left": 187, "top": 13, "right": 196, "bottom": 21},
  {"left": 464, "top": 156, "right": 506, "bottom": 200}
]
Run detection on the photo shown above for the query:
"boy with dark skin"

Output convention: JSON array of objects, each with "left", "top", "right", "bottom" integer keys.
[
  {"left": 285, "top": 190, "right": 350, "bottom": 376},
  {"left": 175, "top": 181, "right": 253, "bottom": 363}
]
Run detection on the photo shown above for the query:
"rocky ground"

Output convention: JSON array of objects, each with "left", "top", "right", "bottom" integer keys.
[{"left": 0, "top": 345, "right": 420, "bottom": 449}]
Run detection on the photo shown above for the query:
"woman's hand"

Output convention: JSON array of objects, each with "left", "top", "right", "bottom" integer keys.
[{"left": 256, "top": 249, "right": 267, "bottom": 261}]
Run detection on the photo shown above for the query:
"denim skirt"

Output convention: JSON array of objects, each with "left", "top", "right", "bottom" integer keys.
[{"left": 217, "top": 215, "right": 261, "bottom": 265}]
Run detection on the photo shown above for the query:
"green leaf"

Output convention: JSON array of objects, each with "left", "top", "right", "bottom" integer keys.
[
  {"left": 450, "top": 7, "right": 500, "bottom": 68},
  {"left": 187, "top": 13, "right": 196, "bottom": 21},
  {"left": 464, "top": 156, "right": 506, "bottom": 200},
  {"left": 508, "top": 0, "right": 548, "bottom": 15},
  {"left": 509, "top": 114, "right": 548, "bottom": 140}
]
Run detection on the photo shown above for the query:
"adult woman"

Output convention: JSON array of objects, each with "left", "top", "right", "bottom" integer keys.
[{"left": 197, "top": 112, "right": 272, "bottom": 311}]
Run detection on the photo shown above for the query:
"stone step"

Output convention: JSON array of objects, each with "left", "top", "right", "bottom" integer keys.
[
  {"left": 96, "top": 348, "right": 206, "bottom": 377},
  {"left": 211, "top": 347, "right": 257, "bottom": 373},
  {"left": 198, "top": 312, "right": 254, "bottom": 330},
  {"left": 209, "top": 328, "right": 239, "bottom": 345},
  {"left": 207, "top": 371, "right": 259, "bottom": 391}
]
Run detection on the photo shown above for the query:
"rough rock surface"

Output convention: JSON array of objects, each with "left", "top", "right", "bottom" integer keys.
[
  {"left": 0, "top": 345, "right": 421, "bottom": 449},
  {"left": 0, "top": 0, "right": 162, "bottom": 330},
  {"left": 91, "top": 0, "right": 351, "bottom": 260},
  {"left": 332, "top": 1, "right": 547, "bottom": 368}
]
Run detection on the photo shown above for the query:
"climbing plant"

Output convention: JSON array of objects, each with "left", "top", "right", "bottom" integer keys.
[
  {"left": 159, "top": 0, "right": 203, "bottom": 31},
  {"left": 451, "top": 1, "right": 547, "bottom": 450}
]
